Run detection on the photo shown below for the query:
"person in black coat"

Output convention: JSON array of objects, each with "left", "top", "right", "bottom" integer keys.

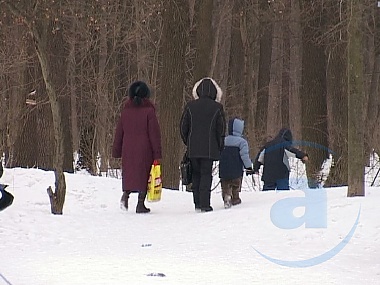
[
  {"left": 180, "top": 77, "right": 226, "bottom": 212},
  {"left": 253, "top": 128, "right": 308, "bottom": 191},
  {"left": 0, "top": 162, "right": 14, "bottom": 212},
  {"left": 0, "top": 184, "right": 13, "bottom": 211}
]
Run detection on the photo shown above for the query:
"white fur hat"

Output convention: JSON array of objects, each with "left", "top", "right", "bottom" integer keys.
[{"left": 192, "top": 77, "right": 223, "bottom": 103}]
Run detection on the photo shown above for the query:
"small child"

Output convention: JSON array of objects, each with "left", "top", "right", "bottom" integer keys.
[
  {"left": 219, "top": 118, "right": 253, "bottom": 208},
  {"left": 253, "top": 128, "right": 308, "bottom": 191}
]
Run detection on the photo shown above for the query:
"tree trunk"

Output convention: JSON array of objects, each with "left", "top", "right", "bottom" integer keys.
[
  {"left": 8, "top": 47, "right": 32, "bottom": 167},
  {"left": 364, "top": 1, "right": 380, "bottom": 160},
  {"left": 288, "top": 0, "right": 302, "bottom": 141},
  {"left": 36, "top": 41, "right": 66, "bottom": 213},
  {"left": 266, "top": 1, "right": 283, "bottom": 138},
  {"left": 225, "top": 0, "right": 245, "bottom": 119},
  {"left": 347, "top": 0, "right": 365, "bottom": 197},
  {"left": 282, "top": 3, "right": 290, "bottom": 129},
  {"left": 6, "top": 24, "right": 38, "bottom": 168},
  {"left": 68, "top": 24, "right": 79, "bottom": 156},
  {"left": 255, "top": 0, "right": 273, "bottom": 147},
  {"left": 159, "top": 0, "right": 189, "bottom": 189},
  {"left": 96, "top": 0, "right": 109, "bottom": 175},
  {"left": 209, "top": 0, "right": 232, "bottom": 98},
  {"left": 193, "top": 0, "right": 214, "bottom": 79},
  {"left": 300, "top": 1, "right": 329, "bottom": 188},
  {"left": 242, "top": 0, "right": 260, "bottom": 154},
  {"left": 324, "top": 2, "right": 348, "bottom": 187}
]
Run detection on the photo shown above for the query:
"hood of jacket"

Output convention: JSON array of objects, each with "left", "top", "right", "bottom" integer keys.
[
  {"left": 276, "top": 128, "right": 293, "bottom": 142},
  {"left": 228, "top": 118, "right": 244, "bottom": 137},
  {"left": 192, "top": 77, "right": 223, "bottom": 103}
]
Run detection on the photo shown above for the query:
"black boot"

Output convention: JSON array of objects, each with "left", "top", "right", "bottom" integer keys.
[
  {"left": 199, "top": 189, "right": 212, "bottom": 212},
  {"left": 136, "top": 191, "right": 150, "bottom": 214},
  {"left": 120, "top": 191, "right": 130, "bottom": 211},
  {"left": 231, "top": 189, "right": 241, "bottom": 206}
]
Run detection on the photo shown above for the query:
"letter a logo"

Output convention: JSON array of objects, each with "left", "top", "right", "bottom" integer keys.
[{"left": 270, "top": 189, "right": 327, "bottom": 229}]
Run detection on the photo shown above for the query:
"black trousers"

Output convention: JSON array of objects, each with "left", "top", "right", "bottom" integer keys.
[{"left": 190, "top": 158, "right": 213, "bottom": 208}]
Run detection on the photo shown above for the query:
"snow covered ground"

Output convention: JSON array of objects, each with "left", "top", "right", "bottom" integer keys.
[{"left": 0, "top": 167, "right": 379, "bottom": 285}]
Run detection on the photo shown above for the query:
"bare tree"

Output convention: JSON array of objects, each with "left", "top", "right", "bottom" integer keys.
[
  {"left": 193, "top": 0, "right": 214, "bottom": 79},
  {"left": 364, "top": 0, "right": 380, "bottom": 159},
  {"left": 241, "top": 0, "right": 260, "bottom": 153},
  {"left": 255, "top": 0, "right": 273, "bottom": 147},
  {"left": 225, "top": 0, "right": 245, "bottom": 119},
  {"left": 209, "top": 0, "right": 232, "bottom": 98},
  {"left": 159, "top": 0, "right": 189, "bottom": 189},
  {"left": 288, "top": 0, "right": 302, "bottom": 141},
  {"left": 300, "top": 0, "right": 329, "bottom": 188},
  {"left": 347, "top": 0, "right": 365, "bottom": 196},
  {"left": 95, "top": 0, "right": 110, "bottom": 175},
  {"left": 266, "top": 0, "right": 284, "bottom": 138},
  {"left": 4, "top": 1, "right": 67, "bottom": 214},
  {"left": 324, "top": 1, "right": 349, "bottom": 187}
]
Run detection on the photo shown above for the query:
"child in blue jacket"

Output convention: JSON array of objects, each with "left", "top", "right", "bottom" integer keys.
[{"left": 219, "top": 118, "right": 253, "bottom": 208}]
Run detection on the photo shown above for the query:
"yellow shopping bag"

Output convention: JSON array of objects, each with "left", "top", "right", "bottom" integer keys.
[{"left": 147, "top": 160, "right": 162, "bottom": 202}]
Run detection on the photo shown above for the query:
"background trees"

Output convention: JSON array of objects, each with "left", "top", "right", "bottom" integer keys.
[{"left": 1, "top": 0, "right": 377, "bottom": 201}]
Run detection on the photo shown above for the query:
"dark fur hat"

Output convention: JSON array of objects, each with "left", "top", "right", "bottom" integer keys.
[{"left": 128, "top": 81, "right": 150, "bottom": 99}]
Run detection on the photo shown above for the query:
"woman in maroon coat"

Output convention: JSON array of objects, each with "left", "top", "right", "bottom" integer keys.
[{"left": 112, "top": 81, "right": 162, "bottom": 213}]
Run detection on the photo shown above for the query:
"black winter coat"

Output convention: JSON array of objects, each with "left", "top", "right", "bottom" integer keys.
[
  {"left": 180, "top": 78, "right": 226, "bottom": 160},
  {"left": 253, "top": 128, "right": 307, "bottom": 183}
]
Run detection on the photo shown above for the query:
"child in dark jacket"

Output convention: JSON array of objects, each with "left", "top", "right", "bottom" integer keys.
[
  {"left": 219, "top": 118, "right": 253, "bottom": 208},
  {"left": 253, "top": 128, "right": 308, "bottom": 191}
]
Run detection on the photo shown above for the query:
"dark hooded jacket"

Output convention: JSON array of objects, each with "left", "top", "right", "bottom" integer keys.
[
  {"left": 180, "top": 77, "right": 226, "bottom": 160},
  {"left": 219, "top": 118, "right": 252, "bottom": 180},
  {"left": 253, "top": 128, "right": 307, "bottom": 183}
]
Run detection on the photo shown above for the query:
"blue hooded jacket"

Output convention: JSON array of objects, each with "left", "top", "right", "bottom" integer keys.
[{"left": 219, "top": 118, "right": 252, "bottom": 180}]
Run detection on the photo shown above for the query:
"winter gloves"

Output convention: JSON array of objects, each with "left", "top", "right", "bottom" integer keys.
[{"left": 245, "top": 167, "right": 254, "bottom": 175}]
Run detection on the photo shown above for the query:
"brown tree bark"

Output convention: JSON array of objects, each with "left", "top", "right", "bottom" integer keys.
[
  {"left": 255, "top": 0, "right": 273, "bottom": 148},
  {"left": 241, "top": 0, "right": 260, "bottom": 154},
  {"left": 225, "top": 0, "right": 245, "bottom": 120},
  {"left": 364, "top": 1, "right": 380, "bottom": 160},
  {"left": 347, "top": 0, "right": 365, "bottom": 197},
  {"left": 193, "top": 0, "right": 214, "bottom": 79},
  {"left": 209, "top": 0, "right": 232, "bottom": 98},
  {"left": 288, "top": 0, "right": 302, "bottom": 141},
  {"left": 159, "top": 0, "right": 189, "bottom": 189},
  {"left": 4, "top": 1, "right": 67, "bottom": 214},
  {"left": 300, "top": 1, "right": 329, "bottom": 188},
  {"left": 96, "top": 0, "right": 110, "bottom": 175},
  {"left": 67, "top": 23, "right": 79, "bottom": 157},
  {"left": 266, "top": 0, "right": 283, "bottom": 138},
  {"left": 324, "top": 1, "right": 349, "bottom": 187},
  {"left": 8, "top": 53, "right": 33, "bottom": 167}
]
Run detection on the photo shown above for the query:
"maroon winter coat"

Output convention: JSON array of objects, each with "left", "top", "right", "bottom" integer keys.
[{"left": 112, "top": 98, "right": 162, "bottom": 192}]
